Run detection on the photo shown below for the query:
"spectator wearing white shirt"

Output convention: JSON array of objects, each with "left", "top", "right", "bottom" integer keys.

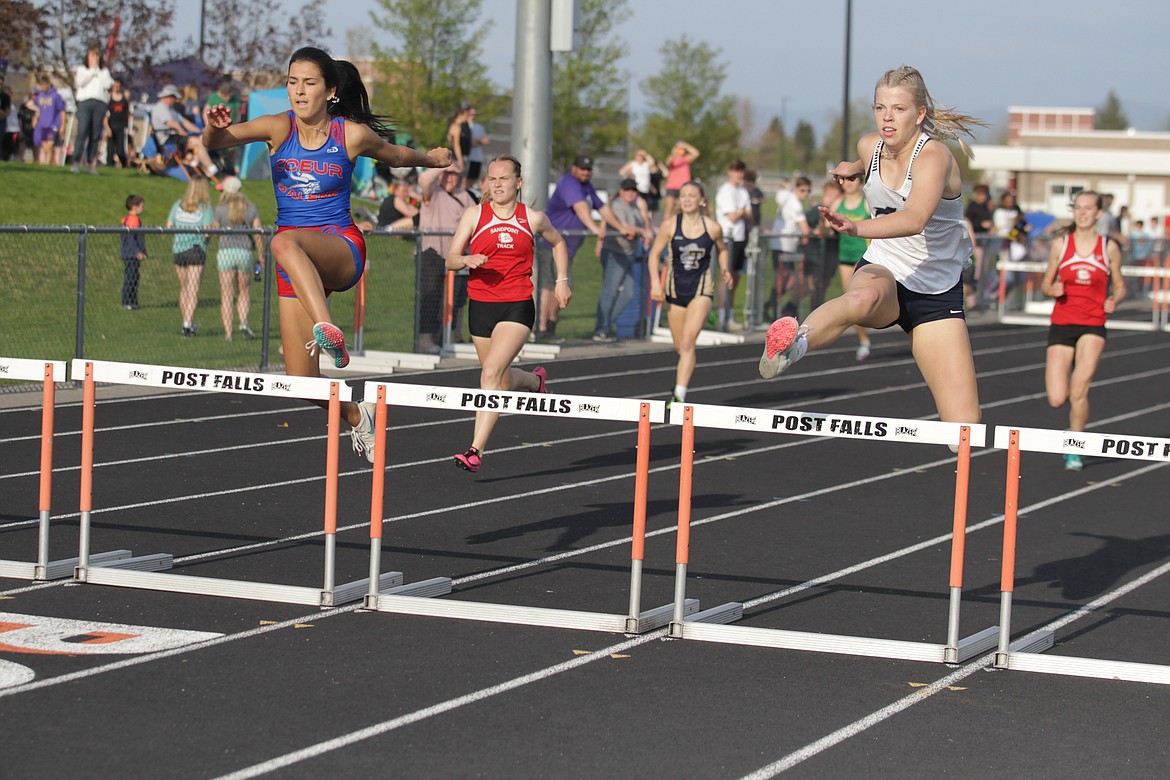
[
  {"left": 72, "top": 45, "right": 114, "bottom": 174},
  {"left": 714, "top": 159, "right": 752, "bottom": 330},
  {"left": 773, "top": 176, "right": 811, "bottom": 318}
]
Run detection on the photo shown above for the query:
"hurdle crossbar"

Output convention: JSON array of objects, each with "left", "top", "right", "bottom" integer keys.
[
  {"left": 666, "top": 402, "right": 997, "bottom": 664},
  {"left": 993, "top": 425, "right": 1170, "bottom": 684},
  {"left": 361, "top": 381, "right": 702, "bottom": 633},
  {"left": 69, "top": 359, "right": 396, "bottom": 606}
]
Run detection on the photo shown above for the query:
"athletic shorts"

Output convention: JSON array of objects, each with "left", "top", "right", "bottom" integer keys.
[
  {"left": 275, "top": 224, "right": 366, "bottom": 299},
  {"left": 468, "top": 298, "right": 536, "bottom": 338},
  {"left": 33, "top": 127, "right": 58, "bottom": 147},
  {"left": 665, "top": 264, "right": 715, "bottom": 308},
  {"left": 664, "top": 188, "right": 681, "bottom": 198},
  {"left": 1047, "top": 323, "right": 1106, "bottom": 348},
  {"left": 728, "top": 240, "right": 747, "bottom": 274},
  {"left": 173, "top": 247, "right": 206, "bottom": 267},
  {"left": 857, "top": 258, "right": 965, "bottom": 333},
  {"left": 216, "top": 247, "right": 253, "bottom": 273}
]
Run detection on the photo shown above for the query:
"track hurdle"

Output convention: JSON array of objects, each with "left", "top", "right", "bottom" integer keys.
[
  {"left": 360, "top": 381, "right": 704, "bottom": 633},
  {"left": 993, "top": 426, "right": 1170, "bottom": 684},
  {"left": 69, "top": 359, "right": 401, "bottom": 606},
  {"left": 666, "top": 402, "right": 1000, "bottom": 664},
  {"left": 0, "top": 357, "right": 136, "bottom": 580}
]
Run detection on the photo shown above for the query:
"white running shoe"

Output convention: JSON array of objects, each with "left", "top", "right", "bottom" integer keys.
[
  {"left": 856, "top": 343, "right": 871, "bottom": 361},
  {"left": 758, "top": 317, "right": 806, "bottom": 379},
  {"left": 350, "top": 401, "right": 377, "bottom": 464}
]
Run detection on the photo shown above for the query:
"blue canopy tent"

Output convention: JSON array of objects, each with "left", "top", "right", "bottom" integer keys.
[{"left": 240, "top": 88, "right": 373, "bottom": 194}]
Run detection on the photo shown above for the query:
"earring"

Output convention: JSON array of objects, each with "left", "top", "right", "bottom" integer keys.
[{"left": 328, "top": 94, "right": 340, "bottom": 104}]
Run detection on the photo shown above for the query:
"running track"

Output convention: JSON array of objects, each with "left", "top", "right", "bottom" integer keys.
[{"left": 2, "top": 321, "right": 1169, "bottom": 778}]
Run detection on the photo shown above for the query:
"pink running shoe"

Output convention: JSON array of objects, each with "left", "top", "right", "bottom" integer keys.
[
  {"left": 758, "top": 316, "right": 803, "bottom": 379},
  {"left": 533, "top": 366, "right": 548, "bottom": 393},
  {"left": 454, "top": 446, "right": 482, "bottom": 472},
  {"left": 312, "top": 322, "right": 350, "bottom": 368}
]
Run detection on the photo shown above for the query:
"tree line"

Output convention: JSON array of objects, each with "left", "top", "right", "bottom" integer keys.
[{"left": 2, "top": 0, "right": 1145, "bottom": 180}]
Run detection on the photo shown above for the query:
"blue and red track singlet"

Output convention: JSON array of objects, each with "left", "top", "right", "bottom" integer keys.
[
  {"left": 271, "top": 111, "right": 366, "bottom": 298},
  {"left": 271, "top": 111, "right": 355, "bottom": 227}
]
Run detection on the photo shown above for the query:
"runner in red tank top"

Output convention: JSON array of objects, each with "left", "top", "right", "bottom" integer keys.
[
  {"left": 1040, "top": 190, "right": 1126, "bottom": 470},
  {"left": 444, "top": 155, "right": 572, "bottom": 473}
]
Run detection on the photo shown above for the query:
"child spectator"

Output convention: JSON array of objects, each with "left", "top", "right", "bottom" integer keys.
[{"left": 120, "top": 194, "right": 147, "bottom": 310}]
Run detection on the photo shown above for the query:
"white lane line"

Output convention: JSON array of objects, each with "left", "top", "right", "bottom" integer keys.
[
  {"left": 210, "top": 459, "right": 1169, "bottom": 780},
  {"left": 739, "top": 511, "right": 1170, "bottom": 779},
  {"left": 0, "top": 607, "right": 353, "bottom": 698},
  {"left": 208, "top": 631, "right": 666, "bottom": 780}
]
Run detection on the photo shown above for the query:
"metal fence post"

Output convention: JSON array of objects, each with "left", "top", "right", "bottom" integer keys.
[
  {"left": 259, "top": 234, "right": 273, "bottom": 372},
  {"left": 412, "top": 231, "right": 424, "bottom": 354},
  {"left": 74, "top": 227, "right": 88, "bottom": 361}
]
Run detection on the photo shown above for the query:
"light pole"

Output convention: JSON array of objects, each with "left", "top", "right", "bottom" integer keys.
[
  {"left": 841, "top": 0, "right": 853, "bottom": 163},
  {"left": 779, "top": 96, "right": 789, "bottom": 176}
]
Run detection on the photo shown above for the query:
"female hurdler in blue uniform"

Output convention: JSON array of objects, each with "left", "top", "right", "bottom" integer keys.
[{"left": 203, "top": 47, "right": 451, "bottom": 462}]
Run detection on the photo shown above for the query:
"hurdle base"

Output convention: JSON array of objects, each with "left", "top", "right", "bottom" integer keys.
[
  {"left": 669, "top": 602, "right": 744, "bottom": 638},
  {"left": 945, "top": 626, "right": 1001, "bottom": 664},
  {"left": 77, "top": 565, "right": 378, "bottom": 607},
  {"left": 324, "top": 572, "right": 403, "bottom": 607},
  {"left": 995, "top": 629, "right": 1057, "bottom": 668},
  {"left": 75, "top": 553, "right": 174, "bottom": 581},
  {"left": 1001, "top": 648, "right": 1170, "bottom": 685},
  {"left": 367, "top": 592, "right": 631, "bottom": 633},
  {"left": 625, "top": 599, "right": 699, "bottom": 634},
  {"left": 676, "top": 621, "right": 966, "bottom": 663},
  {"left": 372, "top": 576, "right": 454, "bottom": 602}
]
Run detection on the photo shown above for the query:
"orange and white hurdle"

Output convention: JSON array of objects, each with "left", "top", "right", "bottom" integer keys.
[
  {"left": 69, "top": 358, "right": 398, "bottom": 606},
  {"left": 993, "top": 425, "right": 1170, "bottom": 684},
  {"left": 0, "top": 357, "right": 111, "bottom": 581},
  {"left": 665, "top": 401, "right": 999, "bottom": 664},
  {"left": 359, "top": 381, "right": 705, "bottom": 633}
]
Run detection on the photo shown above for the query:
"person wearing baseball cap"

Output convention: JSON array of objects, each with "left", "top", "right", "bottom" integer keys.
[
  {"left": 536, "top": 153, "right": 633, "bottom": 342},
  {"left": 593, "top": 178, "right": 653, "bottom": 342},
  {"left": 150, "top": 83, "right": 219, "bottom": 176}
]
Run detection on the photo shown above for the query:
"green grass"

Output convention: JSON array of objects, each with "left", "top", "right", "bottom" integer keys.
[{"left": 0, "top": 161, "right": 610, "bottom": 370}]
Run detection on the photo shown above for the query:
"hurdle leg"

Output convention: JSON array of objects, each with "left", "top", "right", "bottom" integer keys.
[
  {"left": 73, "top": 362, "right": 173, "bottom": 581},
  {"left": 941, "top": 426, "right": 997, "bottom": 662},
  {"left": 34, "top": 364, "right": 56, "bottom": 578},
  {"left": 626, "top": 404, "right": 650, "bottom": 631},
  {"left": 995, "top": 431, "right": 1022, "bottom": 667},
  {"left": 362, "top": 390, "right": 411, "bottom": 607},
  {"left": 76, "top": 362, "right": 96, "bottom": 576},
  {"left": 668, "top": 407, "right": 696, "bottom": 638}
]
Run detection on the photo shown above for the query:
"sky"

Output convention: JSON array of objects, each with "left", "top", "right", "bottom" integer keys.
[{"left": 175, "top": 0, "right": 1170, "bottom": 139}]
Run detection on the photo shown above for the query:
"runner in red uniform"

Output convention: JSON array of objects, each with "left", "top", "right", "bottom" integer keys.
[
  {"left": 203, "top": 46, "right": 450, "bottom": 463},
  {"left": 1041, "top": 190, "right": 1125, "bottom": 471},
  {"left": 445, "top": 155, "right": 571, "bottom": 473}
]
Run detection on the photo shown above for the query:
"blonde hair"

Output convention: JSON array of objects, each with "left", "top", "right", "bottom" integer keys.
[
  {"left": 875, "top": 65, "right": 986, "bottom": 158},
  {"left": 219, "top": 190, "right": 250, "bottom": 226},
  {"left": 180, "top": 177, "right": 211, "bottom": 213}
]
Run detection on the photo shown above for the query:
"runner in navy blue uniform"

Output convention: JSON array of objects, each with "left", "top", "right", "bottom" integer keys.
[{"left": 647, "top": 180, "right": 732, "bottom": 408}]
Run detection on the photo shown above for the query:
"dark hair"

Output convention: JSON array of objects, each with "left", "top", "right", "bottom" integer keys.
[
  {"left": 125, "top": 194, "right": 144, "bottom": 210},
  {"left": 727, "top": 159, "right": 747, "bottom": 172},
  {"left": 288, "top": 47, "right": 394, "bottom": 139},
  {"left": 795, "top": 176, "right": 812, "bottom": 188}
]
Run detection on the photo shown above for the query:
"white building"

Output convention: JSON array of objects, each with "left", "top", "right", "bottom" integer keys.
[{"left": 971, "top": 106, "right": 1170, "bottom": 234}]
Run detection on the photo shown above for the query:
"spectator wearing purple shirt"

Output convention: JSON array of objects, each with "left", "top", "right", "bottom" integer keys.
[
  {"left": 536, "top": 154, "right": 631, "bottom": 342},
  {"left": 29, "top": 75, "right": 66, "bottom": 166}
]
